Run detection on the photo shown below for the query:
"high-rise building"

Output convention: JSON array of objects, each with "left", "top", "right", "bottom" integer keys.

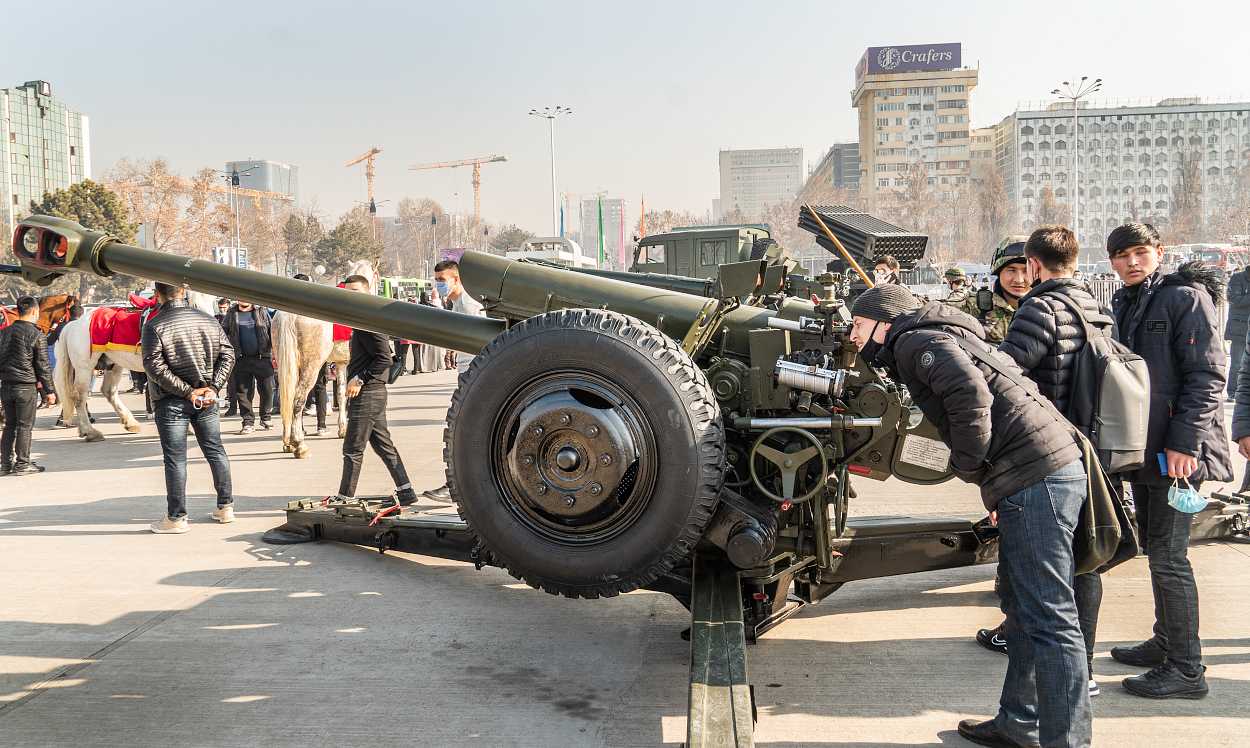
[
  {"left": 805, "top": 142, "right": 861, "bottom": 193},
  {"left": 996, "top": 96, "right": 1250, "bottom": 248},
  {"left": 970, "top": 127, "right": 995, "bottom": 180},
  {"left": 225, "top": 159, "right": 299, "bottom": 214},
  {"left": 580, "top": 197, "right": 626, "bottom": 266},
  {"left": 0, "top": 80, "right": 90, "bottom": 238},
  {"left": 851, "top": 43, "right": 977, "bottom": 213},
  {"left": 719, "top": 148, "right": 804, "bottom": 218}
]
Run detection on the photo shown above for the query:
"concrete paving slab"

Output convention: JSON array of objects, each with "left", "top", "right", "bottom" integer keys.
[{"left": 1, "top": 371, "right": 1247, "bottom": 746}]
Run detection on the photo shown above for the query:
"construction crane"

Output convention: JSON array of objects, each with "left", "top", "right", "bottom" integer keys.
[
  {"left": 106, "top": 174, "right": 294, "bottom": 202},
  {"left": 347, "top": 147, "right": 383, "bottom": 214},
  {"left": 408, "top": 155, "right": 508, "bottom": 221}
]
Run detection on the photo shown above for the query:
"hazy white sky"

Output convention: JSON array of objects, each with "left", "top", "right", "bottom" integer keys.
[{"left": 5, "top": 0, "right": 1247, "bottom": 233}]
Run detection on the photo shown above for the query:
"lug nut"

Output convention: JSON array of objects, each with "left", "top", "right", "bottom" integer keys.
[
  {"left": 531, "top": 426, "right": 544, "bottom": 437},
  {"left": 588, "top": 483, "right": 602, "bottom": 495},
  {"left": 558, "top": 413, "right": 571, "bottom": 425},
  {"left": 600, "top": 454, "right": 612, "bottom": 466},
  {"left": 521, "top": 454, "right": 535, "bottom": 466},
  {"left": 586, "top": 425, "right": 599, "bottom": 437},
  {"left": 536, "top": 484, "right": 547, "bottom": 494},
  {"left": 783, "top": 459, "right": 793, "bottom": 468},
  {"left": 563, "top": 495, "right": 576, "bottom": 507}
]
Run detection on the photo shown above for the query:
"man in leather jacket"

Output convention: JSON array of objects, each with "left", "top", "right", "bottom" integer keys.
[{"left": 143, "top": 283, "right": 237, "bottom": 533}]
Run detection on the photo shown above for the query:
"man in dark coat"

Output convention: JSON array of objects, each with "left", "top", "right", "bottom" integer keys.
[
  {"left": 1107, "top": 222, "right": 1231, "bottom": 700},
  {"left": 1224, "top": 265, "right": 1250, "bottom": 401},
  {"left": 0, "top": 297, "right": 56, "bottom": 475},
  {"left": 335, "top": 275, "right": 418, "bottom": 506},
  {"left": 850, "top": 285, "right": 1089, "bottom": 748},
  {"left": 222, "top": 300, "right": 274, "bottom": 434},
  {"left": 974, "top": 225, "right": 1111, "bottom": 698}
]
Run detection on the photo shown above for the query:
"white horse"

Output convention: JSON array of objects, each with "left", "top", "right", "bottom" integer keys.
[
  {"left": 54, "top": 291, "right": 218, "bottom": 442},
  {"left": 273, "top": 260, "right": 379, "bottom": 458}
]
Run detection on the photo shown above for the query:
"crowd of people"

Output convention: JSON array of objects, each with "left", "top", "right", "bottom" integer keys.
[{"left": 858, "top": 221, "right": 1230, "bottom": 748}]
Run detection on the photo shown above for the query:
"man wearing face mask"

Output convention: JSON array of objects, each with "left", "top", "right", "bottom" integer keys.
[
  {"left": 873, "top": 255, "right": 901, "bottom": 285},
  {"left": 421, "top": 260, "right": 486, "bottom": 504},
  {"left": 849, "top": 284, "right": 1089, "bottom": 748},
  {"left": 955, "top": 237, "right": 1032, "bottom": 344}
]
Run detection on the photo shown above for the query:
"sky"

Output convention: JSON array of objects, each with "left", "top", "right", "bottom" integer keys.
[{"left": 4, "top": 0, "right": 1248, "bottom": 235}]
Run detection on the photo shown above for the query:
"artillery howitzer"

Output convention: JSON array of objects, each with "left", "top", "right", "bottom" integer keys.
[{"left": 13, "top": 216, "right": 1247, "bottom": 747}]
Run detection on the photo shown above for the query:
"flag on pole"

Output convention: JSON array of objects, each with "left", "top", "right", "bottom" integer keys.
[
  {"left": 559, "top": 200, "right": 564, "bottom": 238},
  {"left": 619, "top": 198, "right": 627, "bottom": 267},
  {"left": 598, "top": 196, "right": 605, "bottom": 264}
]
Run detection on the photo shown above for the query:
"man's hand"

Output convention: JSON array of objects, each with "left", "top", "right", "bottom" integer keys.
[
  {"left": 188, "top": 387, "right": 215, "bottom": 404},
  {"left": 43, "top": 393, "right": 56, "bottom": 407},
  {"left": 1239, "top": 436, "right": 1250, "bottom": 461},
  {"left": 345, "top": 379, "right": 362, "bottom": 398},
  {"left": 1165, "top": 448, "right": 1199, "bottom": 480}
]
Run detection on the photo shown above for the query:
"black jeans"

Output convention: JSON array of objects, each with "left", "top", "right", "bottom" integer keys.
[
  {"left": 1, "top": 383, "right": 38, "bottom": 469},
  {"left": 1074, "top": 572, "right": 1102, "bottom": 667},
  {"left": 233, "top": 356, "right": 274, "bottom": 426},
  {"left": 1229, "top": 337, "right": 1245, "bottom": 398},
  {"left": 338, "top": 386, "right": 410, "bottom": 498},
  {"left": 154, "top": 398, "right": 232, "bottom": 520},
  {"left": 1132, "top": 482, "right": 1203, "bottom": 674},
  {"left": 304, "top": 363, "right": 329, "bottom": 430},
  {"left": 394, "top": 342, "right": 416, "bottom": 372}
]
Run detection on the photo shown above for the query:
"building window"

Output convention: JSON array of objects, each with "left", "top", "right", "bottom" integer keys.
[
  {"left": 1039, "top": 141, "right": 1051, "bottom": 150},
  {"left": 1156, "top": 185, "right": 1168, "bottom": 193},
  {"left": 1208, "top": 119, "right": 1218, "bottom": 129},
  {"left": 909, "top": 119, "right": 920, "bottom": 126},
  {"left": 1021, "top": 125, "right": 1034, "bottom": 135},
  {"left": 1156, "top": 200, "right": 1168, "bottom": 209},
  {"left": 877, "top": 179, "right": 890, "bottom": 187},
  {"left": 907, "top": 104, "right": 921, "bottom": 111},
  {"left": 895, "top": 118, "right": 904, "bottom": 126},
  {"left": 1055, "top": 187, "right": 1067, "bottom": 196},
  {"left": 7, "top": 132, "right": 14, "bottom": 143},
  {"left": 1091, "top": 186, "right": 1102, "bottom": 196},
  {"left": 936, "top": 100, "right": 966, "bottom": 109},
  {"left": 1089, "top": 123, "right": 1102, "bottom": 133},
  {"left": 922, "top": 87, "right": 934, "bottom": 95},
  {"left": 876, "top": 118, "right": 890, "bottom": 127},
  {"left": 922, "top": 103, "right": 933, "bottom": 111},
  {"left": 908, "top": 88, "right": 919, "bottom": 95},
  {"left": 1022, "top": 157, "right": 1035, "bottom": 167},
  {"left": 1039, "top": 125, "right": 1052, "bottom": 135},
  {"left": 1021, "top": 141, "right": 1034, "bottom": 151},
  {"left": 1055, "top": 124, "right": 1068, "bottom": 134},
  {"left": 1105, "top": 123, "right": 1118, "bottom": 132}
]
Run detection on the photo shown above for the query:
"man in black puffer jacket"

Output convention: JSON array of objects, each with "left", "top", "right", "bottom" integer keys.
[
  {"left": 850, "top": 285, "right": 1089, "bottom": 748},
  {"left": 1106, "top": 222, "right": 1231, "bottom": 700},
  {"left": 143, "top": 283, "right": 237, "bottom": 534},
  {"left": 1224, "top": 265, "right": 1250, "bottom": 400},
  {"left": 978, "top": 226, "right": 1113, "bottom": 696}
]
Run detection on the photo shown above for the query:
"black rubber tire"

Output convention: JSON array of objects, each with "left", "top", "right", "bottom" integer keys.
[
  {"left": 749, "top": 238, "right": 778, "bottom": 261},
  {"left": 444, "top": 309, "right": 725, "bottom": 599}
]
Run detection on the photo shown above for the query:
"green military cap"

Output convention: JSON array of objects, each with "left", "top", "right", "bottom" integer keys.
[{"left": 944, "top": 267, "right": 966, "bottom": 279}]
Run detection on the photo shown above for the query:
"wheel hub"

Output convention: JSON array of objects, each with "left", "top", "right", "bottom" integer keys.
[{"left": 507, "top": 389, "right": 638, "bottom": 525}]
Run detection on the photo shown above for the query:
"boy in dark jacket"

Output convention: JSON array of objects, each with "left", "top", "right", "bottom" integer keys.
[
  {"left": 1224, "top": 266, "right": 1250, "bottom": 400},
  {"left": 850, "top": 285, "right": 1089, "bottom": 748},
  {"left": 1107, "top": 222, "right": 1231, "bottom": 699},
  {"left": 982, "top": 225, "right": 1111, "bottom": 696}
]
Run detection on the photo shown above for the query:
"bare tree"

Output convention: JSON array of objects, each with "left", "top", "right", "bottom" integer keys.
[
  {"left": 1170, "top": 148, "right": 1205, "bottom": 243},
  {"left": 1208, "top": 164, "right": 1250, "bottom": 245},
  {"left": 103, "top": 156, "right": 189, "bottom": 252},
  {"left": 879, "top": 162, "right": 936, "bottom": 234},
  {"left": 1035, "top": 186, "right": 1072, "bottom": 227},
  {"left": 973, "top": 161, "right": 1015, "bottom": 254}
]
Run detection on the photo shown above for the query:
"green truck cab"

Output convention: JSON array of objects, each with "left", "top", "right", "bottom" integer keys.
[{"left": 632, "top": 225, "right": 774, "bottom": 279}]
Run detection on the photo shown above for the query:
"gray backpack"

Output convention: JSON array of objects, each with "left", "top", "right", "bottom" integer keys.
[{"left": 1049, "top": 291, "right": 1150, "bottom": 473}]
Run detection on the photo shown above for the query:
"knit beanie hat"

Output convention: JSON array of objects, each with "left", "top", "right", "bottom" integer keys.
[{"left": 850, "top": 284, "right": 920, "bottom": 323}]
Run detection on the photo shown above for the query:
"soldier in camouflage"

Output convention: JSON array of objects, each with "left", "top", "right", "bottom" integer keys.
[
  {"left": 942, "top": 267, "right": 970, "bottom": 305},
  {"left": 953, "top": 237, "right": 1032, "bottom": 343}
]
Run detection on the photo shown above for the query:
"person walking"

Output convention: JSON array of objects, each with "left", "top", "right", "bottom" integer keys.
[
  {"left": 1107, "top": 222, "right": 1231, "bottom": 699},
  {"left": 334, "top": 275, "right": 418, "bottom": 506},
  {"left": 1223, "top": 263, "right": 1250, "bottom": 401},
  {"left": 975, "top": 225, "right": 1112, "bottom": 698},
  {"left": 142, "top": 283, "right": 236, "bottom": 533},
  {"left": 848, "top": 284, "right": 1090, "bottom": 748},
  {"left": 0, "top": 297, "right": 56, "bottom": 476},
  {"left": 222, "top": 300, "right": 274, "bottom": 435},
  {"left": 422, "top": 260, "right": 486, "bottom": 503}
]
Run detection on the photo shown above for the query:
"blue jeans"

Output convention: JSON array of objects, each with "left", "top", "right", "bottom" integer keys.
[
  {"left": 1132, "top": 483, "right": 1203, "bottom": 674},
  {"left": 154, "top": 398, "right": 232, "bottom": 520},
  {"left": 994, "top": 460, "right": 1091, "bottom": 748}
]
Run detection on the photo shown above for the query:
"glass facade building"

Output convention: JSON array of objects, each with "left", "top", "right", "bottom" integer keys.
[
  {"left": 1, "top": 80, "right": 90, "bottom": 239},
  {"left": 226, "top": 159, "right": 299, "bottom": 215}
]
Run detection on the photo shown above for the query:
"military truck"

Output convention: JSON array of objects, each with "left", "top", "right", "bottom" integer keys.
[{"left": 631, "top": 224, "right": 776, "bottom": 279}]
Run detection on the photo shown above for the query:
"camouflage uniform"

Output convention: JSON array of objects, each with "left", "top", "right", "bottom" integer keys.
[
  {"left": 943, "top": 287, "right": 971, "bottom": 306},
  {"left": 954, "top": 289, "right": 1015, "bottom": 343}
]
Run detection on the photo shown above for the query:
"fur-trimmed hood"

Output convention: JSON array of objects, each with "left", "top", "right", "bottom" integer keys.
[{"left": 1164, "top": 260, "right": 1225, "bottom": 304}]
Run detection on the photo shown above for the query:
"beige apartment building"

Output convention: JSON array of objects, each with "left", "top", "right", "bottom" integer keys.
[{"left": 851, "top": 44, "right": 978, "bottom": 214}]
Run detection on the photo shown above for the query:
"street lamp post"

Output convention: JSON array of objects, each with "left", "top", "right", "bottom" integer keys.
[
  {"left": 213, "top": 164, "right": 261, "bottom": 250},
  {"left": 1051, "top": 78, "right": 1102, "bottom": 251},
  {"left": 529, "top": 106, "right": 572, "bottom": 236}
]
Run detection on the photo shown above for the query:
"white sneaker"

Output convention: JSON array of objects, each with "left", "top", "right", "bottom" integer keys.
[
  {"left": 212, "top": 506, "right": 235, "bottom": 523},
  {"left": 1089, "top": 679, "right": 1100, "bottom": 697},
  {"left": 260, "top": 420, "right": 273, "bottom": 431},
  {"left": 303, "top": 407, "right": 315, "bottom": 416},
  {"left": 316, "top": 428, "right": 329, "bottom": 437},
  {"left": 239, "top": 425, "right": 255, "bottom": 435},
  {"left": 150, "top": 515, "right": 189, "bottom": 534}
]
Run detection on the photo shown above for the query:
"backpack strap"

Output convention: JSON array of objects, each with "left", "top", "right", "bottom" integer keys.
[
  {"left": 951, "top": 334, "right": 1080, "bottom": 442},
  {"left": 1045, "top": 289, "right": 1114, "bottom": 339}
]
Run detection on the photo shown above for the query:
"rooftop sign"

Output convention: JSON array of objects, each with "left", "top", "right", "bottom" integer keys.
[{"left": 856, "top": 43, "right": 961, "bottom": 83}]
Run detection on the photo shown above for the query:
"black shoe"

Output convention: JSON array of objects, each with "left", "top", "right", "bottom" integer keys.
[
  {"left": 396, "top": 488, "right": 419, "bottom": 507},
  {"left": 11, "top": 463, "right": 46, "bottom": 476},
  {"left": 976, "top": 622, "right": 1008, "bottom": 655},
  {"left": 1122, "top": 663, "right": 1208, "bottom": 699},
  {"left": 422, "top": 484, "right": 453, "bottom": 503},
  {"left": 0, "top": 464, "right": 10, "bottom": 476},
  {"left": 1111, "top": 638, "right": 1168, "bottom": 668},
  {"left": 224, "top": 408, "right": 237, "bottom": 418},
  {"left": 956, "top": 718, "right": 1037, "bottom": 748},
  {"left": 260, "top": 420, "right": 273, "bottom": 431}
]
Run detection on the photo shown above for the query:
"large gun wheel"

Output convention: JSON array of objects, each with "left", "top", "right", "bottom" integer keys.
[{"left": 445, "top": 309, "right": 725, "bottom": 599}]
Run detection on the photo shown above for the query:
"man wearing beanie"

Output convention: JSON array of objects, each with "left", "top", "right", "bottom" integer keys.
[{"left": 849, "top": 285, "right": 1089, "bottom": 748}]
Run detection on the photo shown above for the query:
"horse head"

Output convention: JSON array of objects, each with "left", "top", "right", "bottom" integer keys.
[{"left": 345, "top": 260, "right": 380, "bottom": 296}]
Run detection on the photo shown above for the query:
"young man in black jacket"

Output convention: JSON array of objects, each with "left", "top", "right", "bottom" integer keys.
[
  {"left": 1107, "top": 222, "right": 1231, "bottom": 699},
  {"left": 222, "top": 301, "right": 274, "bottom": 434},
  {"left": 1224, "top": 265, "right": 1250, "bottom": 401},
  {"left": 850, "top": 284, "right": 1090, "bottom": 748},
  {"left": 976, "top": 226, "right": 1111, "bottom": 697},
  {"left": 336, "top": 275, "right": 418, "bottom": 506},
  {"left": 0, "top": 297, "right": 56, "bottom": 475},
  {"left": 143, "top": 283, "right": 236, "bottom": 533}
]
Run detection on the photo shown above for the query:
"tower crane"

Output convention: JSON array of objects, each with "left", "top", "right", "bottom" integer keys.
[
  {"left": 346, "top": 147, "right": 382, "bottom": 214},
  {"left": 408, "top": 155, "right": 508, "bottom": 221}
]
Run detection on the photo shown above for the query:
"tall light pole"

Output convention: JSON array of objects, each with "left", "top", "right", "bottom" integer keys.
[
  {"left": 530, "top": 106, "right": 572, "bottom": 236},
  {"left": 1051, "top": 77, "right": 1102, "bottom": 252}
]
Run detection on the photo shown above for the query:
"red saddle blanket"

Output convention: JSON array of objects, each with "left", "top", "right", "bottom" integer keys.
[
  {"left": 90, "top": 307, "right": 144, "bottom": 354},
  {"left": 333, "top": 324, "right": 352, "bottom": 342}
]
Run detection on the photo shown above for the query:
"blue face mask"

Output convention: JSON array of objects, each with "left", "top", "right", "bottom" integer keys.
[
  {"left": 1167, "top": 478, "right": 1207, "bottom": 514},
  {"left": 434, "top": 281, "right": 452, "bottom": 297}
]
